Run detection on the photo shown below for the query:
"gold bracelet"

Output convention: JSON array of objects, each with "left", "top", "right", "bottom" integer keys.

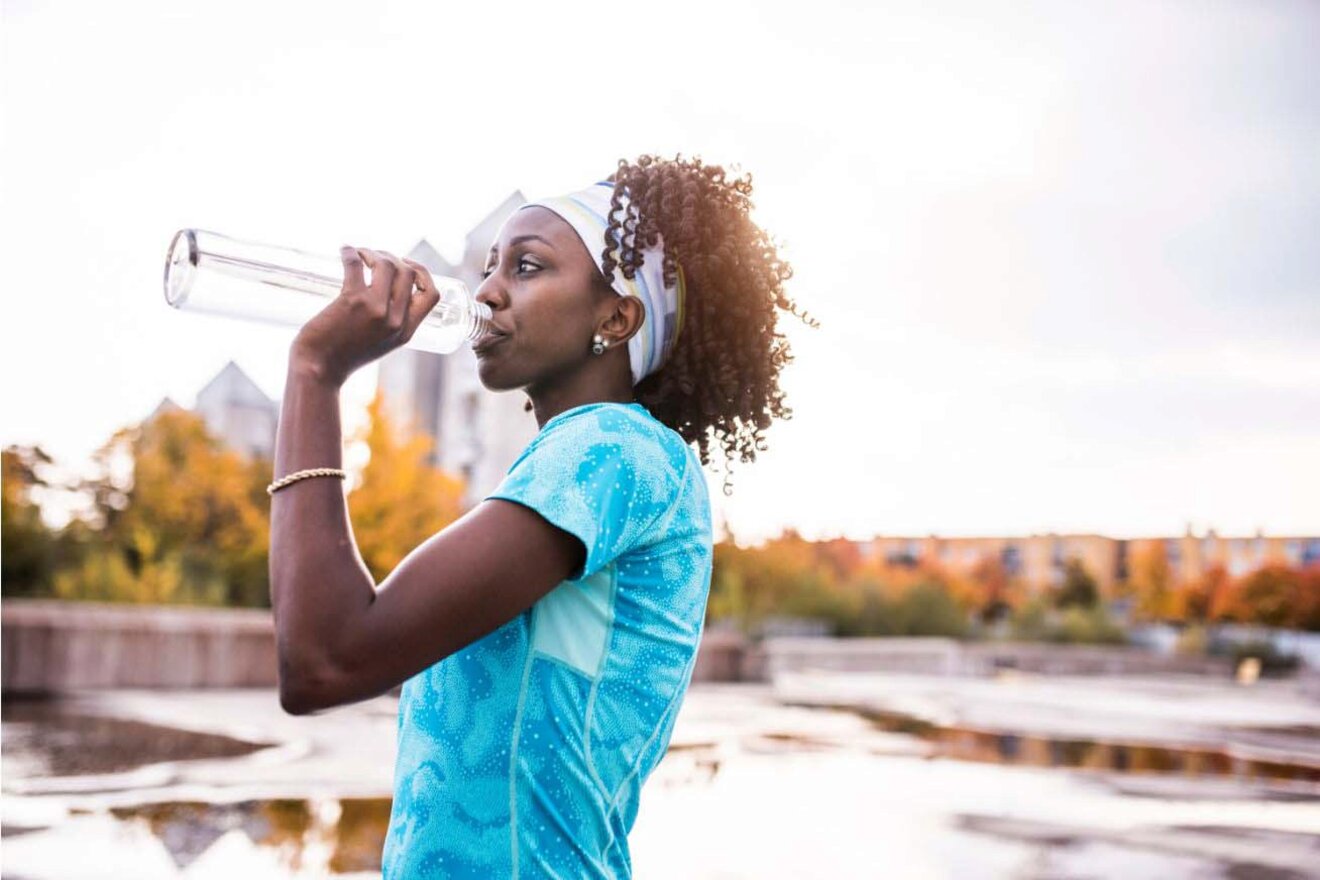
[{"left": 267, "top": 467, "right": 347, "bottom": 496}]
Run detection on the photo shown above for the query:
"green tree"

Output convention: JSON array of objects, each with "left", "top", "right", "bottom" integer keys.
[
  {"left": 892, "top": 579, "right": 969, "bottom": 637},
  {"left": 1054, "top": 558, "right": 1099, "bottom": 609},
  {"left": 2, "top": 445, "right": 57, "bottom": 597}
]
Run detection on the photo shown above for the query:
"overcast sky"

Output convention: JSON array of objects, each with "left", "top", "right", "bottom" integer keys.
[{"left": 3, "top": 0, "right": 1318, "bottom": 543}]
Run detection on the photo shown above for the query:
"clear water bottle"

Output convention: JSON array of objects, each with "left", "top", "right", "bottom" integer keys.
[{"left": 163, "top": 228, "right": 492, "bottom": 354}]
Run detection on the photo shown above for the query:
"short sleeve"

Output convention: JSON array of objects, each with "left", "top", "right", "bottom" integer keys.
[{"left": 485, "top": 407, "right": 684, "bottom": 582}]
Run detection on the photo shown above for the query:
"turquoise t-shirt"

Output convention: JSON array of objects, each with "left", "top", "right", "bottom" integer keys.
[{"left": 382, "top": 401, "right": 714, "bottom": 878}]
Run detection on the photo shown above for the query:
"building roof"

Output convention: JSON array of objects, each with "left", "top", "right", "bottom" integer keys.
[{"left": 193, "top": 360, "right": 276, "bottom": 409}]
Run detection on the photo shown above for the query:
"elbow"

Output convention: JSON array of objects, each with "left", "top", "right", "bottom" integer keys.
[
  {"left": 279, "top": 679, "right": 319, "bottom": 716},
  {"left": 277, "top": 653, "right": 337, "bottom": 716}
]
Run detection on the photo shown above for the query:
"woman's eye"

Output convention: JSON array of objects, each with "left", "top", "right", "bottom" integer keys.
[{"left": 479, "top": 257, "right": 539, "bottom": 279}]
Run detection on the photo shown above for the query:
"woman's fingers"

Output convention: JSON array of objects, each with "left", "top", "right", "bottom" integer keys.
[
  {"left": 335, "top": 246, "right": 431, "bottom": 345},
  {"left": 401, "top": 257, "right": 436, "bottom": 295},
  {"left": 357, "top": 248, "right": 396, "bottom": 316},
  {"left": 340, "top": 246, "right": 366, "bottom": 292},
  {"left": 376, "top": 250, "right": 413, "bottom": 331},
  {"left": 400, "top": 258, "right": 441, "bottom": 341},
  {"left": 352, "top": 247, "right": 407, "bottom": 329}
]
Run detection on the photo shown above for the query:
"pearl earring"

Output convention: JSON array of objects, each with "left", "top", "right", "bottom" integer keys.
[{"left": 592, "top": 334, "right": 609, "bottom": 356}]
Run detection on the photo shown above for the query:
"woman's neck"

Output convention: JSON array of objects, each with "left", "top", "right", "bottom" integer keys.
[{"left": 528, "top": 376, "right": 635, "bottom": 430}]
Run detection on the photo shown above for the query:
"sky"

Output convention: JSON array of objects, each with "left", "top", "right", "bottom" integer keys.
[{"left": 2, "top": 0, "right": 1318, "bottom": 544}]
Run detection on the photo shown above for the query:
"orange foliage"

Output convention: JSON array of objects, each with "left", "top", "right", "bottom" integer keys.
[
  {"left": 58, "top": 409, "right": 271, "bottom": 606},
  {"left": 1182, "top": 563, "right": 1231, "bottom": 622},
  {"left": 1129, "top": 542, "right": 1174, "bottom": 620},
  {"left": 1222, "top": 564, "right": 1304, "bottom": 628},
  {"left": 346, "top": 389, "right": 466, "bottom": 581}
]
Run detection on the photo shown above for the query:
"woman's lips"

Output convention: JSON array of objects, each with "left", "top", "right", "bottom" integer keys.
[{"left": 473, "top": 331, "right": 508, "bottom": 355}]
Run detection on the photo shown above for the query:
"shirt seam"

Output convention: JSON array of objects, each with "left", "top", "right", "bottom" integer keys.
[
  {"left": 531, "top": 650, "right": 597, "bottom": 678},
  {"left": 583, "top": 562, "right": 619, "bottom": 801},
  {"left": 508, "top": 620, "right": 536, "bottom": 880},
  {"left": 647, "top": 445, "right": 690, "bottom": 539},
  {"left": 601, "top": 429, "right": 687, "bottom": 569},
  {"left": 601, "top": 647, "right": 698, "bottom": 837}
]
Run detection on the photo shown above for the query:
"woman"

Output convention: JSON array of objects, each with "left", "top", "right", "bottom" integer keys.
[{"left": 268, "top": 154, "right": 813, "bottom": 878}]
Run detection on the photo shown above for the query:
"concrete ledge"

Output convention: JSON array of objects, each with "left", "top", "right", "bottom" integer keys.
[
  {"left": 2, "top": 599, "right": 279, "bottom": 695},
  {"left": 4, "top": 600, "right": 1241, "bottom": 696},
  {"left": 2, "top": 600, "right": 748, "bottom": 695},
  {"left": 762, "top": 636, "right": 1235, "bottom": 678}
]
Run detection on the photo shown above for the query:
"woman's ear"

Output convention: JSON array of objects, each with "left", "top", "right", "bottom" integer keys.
[{"left": 600, "top": 295, "right": 645, "bottom": 346}]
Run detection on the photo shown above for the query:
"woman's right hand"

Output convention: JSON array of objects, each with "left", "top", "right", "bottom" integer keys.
[{"left": 289, "top": 248, "right": 440, "bottom": 386}]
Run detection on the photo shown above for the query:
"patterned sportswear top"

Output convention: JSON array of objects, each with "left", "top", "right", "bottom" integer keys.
[{"left": 382, "top": 401, "right": 714, "bottom": 878}]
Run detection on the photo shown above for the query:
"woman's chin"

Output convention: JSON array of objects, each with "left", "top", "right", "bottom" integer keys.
[{"left": 474, "top": 360, "right": 519, "bottom": 393}]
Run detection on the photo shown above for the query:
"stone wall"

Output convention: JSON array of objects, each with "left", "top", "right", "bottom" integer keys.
[
  {"left": 2, "top": 600, "right": 279, "bottom": 696},
  {"left": 2, "top": 600, "right": 751, "bottom": 695},
  {"left": 6, "top": 601, "right": 1255, "bottom": 697}
]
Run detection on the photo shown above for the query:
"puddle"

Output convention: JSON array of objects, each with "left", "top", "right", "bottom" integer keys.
[
  {"left": 2, "top": 688, "right": 1316, "bottom": 878},
  {"left": 785, "top": 702, "right": 1320, "bottom": 785},
  {"left": 1, "top": 696, "right": 274, "bottom": 778}
]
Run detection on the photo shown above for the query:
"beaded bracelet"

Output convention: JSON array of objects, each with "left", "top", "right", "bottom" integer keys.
[{"left": 266, "top": 467, "right": 347, "bottom": 496}]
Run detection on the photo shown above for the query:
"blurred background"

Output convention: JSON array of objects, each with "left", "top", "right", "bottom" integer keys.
[{"left": 2, "top": 1, "right": 1318, "bottom": 877}]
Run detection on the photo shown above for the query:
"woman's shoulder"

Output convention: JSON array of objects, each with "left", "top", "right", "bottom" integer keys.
[
  {"left": 523, "top": 402, "right": 702, "bottom": 500},
  {"left": 538, "top": 402, "right": 687, "bottom": 459}
]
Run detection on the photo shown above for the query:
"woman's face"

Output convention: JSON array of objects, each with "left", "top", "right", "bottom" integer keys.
[{"left": 472, "top": 206, "right": 614, "bottom": 393}]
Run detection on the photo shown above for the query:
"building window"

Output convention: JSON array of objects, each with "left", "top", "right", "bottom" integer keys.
[{"left": 1001, "top": 544, "right": 1022, "bottom": 577}]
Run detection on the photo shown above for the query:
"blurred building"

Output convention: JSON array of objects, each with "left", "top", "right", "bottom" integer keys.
[
  {"left": 151, "top": 361, "right": 279, "bottom": 460},
  {"left": 193, "top": 361, "right": 280, "bottom": 459},
  {"left": 865, "top": 530, "right": 1320, "bottom": 596},
  {"left": 1127, "top": 530, "right": 1320, "bottom": 583},
  {"left": 377, "top": 192, "right": 539, "bottom": 509}
]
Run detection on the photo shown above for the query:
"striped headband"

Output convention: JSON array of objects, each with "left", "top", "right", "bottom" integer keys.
[{"left": 520, "top": 181, "right": 686, "bottom": 386}]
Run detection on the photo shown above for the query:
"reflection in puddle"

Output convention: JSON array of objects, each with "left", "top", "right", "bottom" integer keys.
[
  {"left": 2, "top": 697, "right": 272, "bottom": 777},
  {"left": 788, "top": 703, "right": 1320, "bottom": 785},
  {"left": 103, "top": 797, "right": 391, "bottom": 874}
]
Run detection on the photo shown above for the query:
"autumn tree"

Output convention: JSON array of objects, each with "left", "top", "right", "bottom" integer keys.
[
  {"left": 814, "top": 537, "right": 865, "bottom": 583},
  {"left": 57, "top": 409, "right": 271, "bottom": 606},
  {"left": 1181, "top": 563, "right": 1230, "bottom": 623},
  {"left": 1130, "top": 542, "right": 1174, "bottom": 620},
  {"left": 707, "top": 530, "right": 846, "bottom": 634},
  {"left": 969, "top": 555, "right": 1015, "bottom": 621},
  {"left": 1298, "top": 566, "right": 1320, "bottom": 632},
  {"left": 346, "top": 389, "right": 466, "bottom": 581},
  {"left": 1232, "top": 564, "right": 1303, "bottom": 629}
]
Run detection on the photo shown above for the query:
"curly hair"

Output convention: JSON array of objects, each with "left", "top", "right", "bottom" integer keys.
[{"left": 600, "top": 154, "right": 818, "bottom": 495}]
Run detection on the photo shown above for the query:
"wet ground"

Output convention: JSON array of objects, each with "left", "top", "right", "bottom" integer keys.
[
  {"left": 2, "top": 700, "right": 273, "bottom": 778},
  {"left": 2, "top": 674, "right": 1319, "bottom": 878}
]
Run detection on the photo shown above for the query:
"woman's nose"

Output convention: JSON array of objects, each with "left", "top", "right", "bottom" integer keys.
[{"left": 474, "top": 275, "right": 506, "bottom": 312}]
